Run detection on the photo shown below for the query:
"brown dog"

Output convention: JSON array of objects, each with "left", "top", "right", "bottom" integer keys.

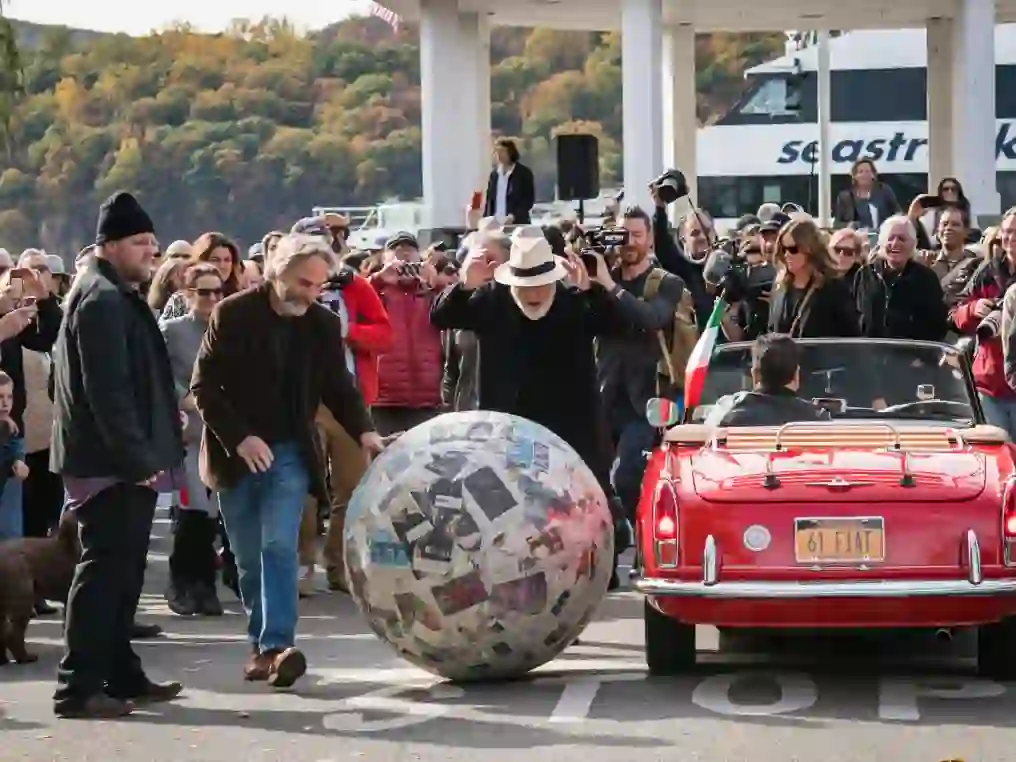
[{"left": 0, "top": 510, "right": 80, "bottom": 665}]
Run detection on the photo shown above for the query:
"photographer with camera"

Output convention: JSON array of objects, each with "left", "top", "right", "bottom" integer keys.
[
  {"left": 644, "top": 171, "right": 713, "bottom": 332},
  {"left": 368, "top": 232, "right": 445, "bottom": 436},
  {"left": 710, "top": 216, "right": 782, "bottom": 343},
  {"left": 954, "top": 206, "right": 1016, "bottom": 437},
  {"left": 591, "top": 206, "right": 685, "bottom": 524}
]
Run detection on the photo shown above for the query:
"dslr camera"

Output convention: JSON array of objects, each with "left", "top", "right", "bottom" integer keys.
[
  {"left": 703, "top": 240, "right": 776, "bottom": 303},
  {"left": 649, "top": 169, "right": 690, "bottom": 205},
  {"left": 976, "top": 302, "right": 1003, "bottom": 340},
  {"left": 324, "top": 264, "right": 356, "bottom": 290}
]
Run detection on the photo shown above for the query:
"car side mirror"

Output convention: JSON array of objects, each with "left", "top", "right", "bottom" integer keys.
[{"left": 646, "top": 397, "right": 681, "bottom": 428}]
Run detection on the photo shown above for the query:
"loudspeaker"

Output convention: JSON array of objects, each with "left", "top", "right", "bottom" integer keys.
[{"left": 556, "top": 134, "right": 600, "bottom": 201}]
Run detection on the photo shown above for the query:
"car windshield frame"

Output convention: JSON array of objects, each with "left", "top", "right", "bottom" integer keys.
[{"left": 686, "top": 337, "right": 985, "bottom": 426}]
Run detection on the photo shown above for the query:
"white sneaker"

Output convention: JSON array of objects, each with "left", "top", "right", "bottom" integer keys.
[{"left": 299, "top": 566, "right": 317, "bottom": 597}]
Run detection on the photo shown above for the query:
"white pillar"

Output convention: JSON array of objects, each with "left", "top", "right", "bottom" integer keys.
[
  {"left": 420, "top": 0, "right": 490, "bottom": 229},
  {"left": 951, "top": 0, "right": 999, "bottom": 219},
  {"left": 816, "top": 30, "right": 832, "bottom": 227},
  {"left": 926, "top": 18, "right": 954, "bottom": 189},
  {"left": 621, "top": 0, "right": 664, "bottom": 211},
  {"left": 662, "top": 24, "right": 697, "bottom": 217}
]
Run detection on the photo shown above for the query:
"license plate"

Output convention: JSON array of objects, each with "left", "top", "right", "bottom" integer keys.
[{"left": 794, "top": 517, "right": 885, "bottom": 564}]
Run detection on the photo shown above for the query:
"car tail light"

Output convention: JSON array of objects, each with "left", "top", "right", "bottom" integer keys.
[
  {"left": 653, "top": 481, "right": 678, "bottom": 568},
  {"left": 1003, "top": 479, "right": 1016, "bottom": 566}
]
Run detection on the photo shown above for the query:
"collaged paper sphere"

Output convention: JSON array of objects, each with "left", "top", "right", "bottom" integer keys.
[{"left": 344, "top": 411, "right": 614, "bottom": 681}]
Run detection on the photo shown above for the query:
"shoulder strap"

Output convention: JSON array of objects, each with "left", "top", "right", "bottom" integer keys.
[{"left": 643, "top": 268, "right": 666, "bottom": 301}]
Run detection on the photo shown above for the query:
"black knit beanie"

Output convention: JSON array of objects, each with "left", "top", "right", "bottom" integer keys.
[{"left": 95, "top": 191, "right": 155, "bottom": 245}]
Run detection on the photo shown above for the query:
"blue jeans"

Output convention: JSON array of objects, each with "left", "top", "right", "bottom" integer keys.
[
  {"left": 217, "top": 442, "right": 309, "bottom": 653},
  {"left": 611, "top": 418, "right": 657, "bottom": 523},
  {"left": 0, "top": 437, "right": 25, "bottom": 541},
  {"left": 979, "top": 393, "right": 1016, "bottom": 441}
]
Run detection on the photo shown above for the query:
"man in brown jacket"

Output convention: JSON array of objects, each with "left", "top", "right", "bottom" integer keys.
[{"left": 191, "top": 233, "right": 383, "bottom": 689}]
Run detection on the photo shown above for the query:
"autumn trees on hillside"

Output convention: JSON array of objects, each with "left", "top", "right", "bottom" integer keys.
[{"left": 0, "top": 16, "right": 782, "bottom": 254}]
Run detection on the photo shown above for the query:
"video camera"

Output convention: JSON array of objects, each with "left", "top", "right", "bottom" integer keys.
[
  {"left": 579, "top": 227, "right": 629, "bottom": 276},
  {"left": 584, "top": 227, "right": 629, "bottom": 252},
  {"left": 702, "top": 239, "right": 776, "bottom": 303}
]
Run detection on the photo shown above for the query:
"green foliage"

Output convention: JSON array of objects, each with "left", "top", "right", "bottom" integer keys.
[{"left": 0, "top": 15, "right": 783, "bottom": 253}]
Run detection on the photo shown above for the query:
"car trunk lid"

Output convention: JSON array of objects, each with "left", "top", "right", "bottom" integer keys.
[{"left": 692, "top": 448, "right": 986, "bottom": 503}]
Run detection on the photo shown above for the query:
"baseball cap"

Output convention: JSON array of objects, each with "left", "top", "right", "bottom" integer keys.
[
  {"left": 385, "top": 231, "right": 418, "bottom": 250},
  {"left": 46, "top": 253, "right": 67, "bottom": 276},
  {"left": 248, "top": 242, "right": 264, "bottom": 261},
  {"left": 291, "top": 216, "right": 330, "bottom": 237},
  {"left": 759, "top": 212, "right": 792, "bottom": 233}
]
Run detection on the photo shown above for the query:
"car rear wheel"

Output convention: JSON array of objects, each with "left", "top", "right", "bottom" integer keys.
[
  {"left": 644, "top": 599, "right": 696, "bottom": 675},
  {"left": 977, "top": 616, "right": 1016, "bottom": 680}
]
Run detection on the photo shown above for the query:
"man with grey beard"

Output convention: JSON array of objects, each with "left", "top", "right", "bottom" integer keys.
[{"left": 191, "top": 233, "right": 384, "bottom": 689}]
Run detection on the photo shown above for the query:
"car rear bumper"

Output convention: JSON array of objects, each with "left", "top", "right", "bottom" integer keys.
[
  {"left": 637, "top": 529, "right": 1016, "bottom": 599},
  {"left": 634, "top": 576, "right": 1016, "bottom": 599}
]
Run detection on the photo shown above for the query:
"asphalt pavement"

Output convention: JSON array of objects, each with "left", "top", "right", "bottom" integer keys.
[{"left": 1, "top": 507, "right": 1014, "bottom": 762}]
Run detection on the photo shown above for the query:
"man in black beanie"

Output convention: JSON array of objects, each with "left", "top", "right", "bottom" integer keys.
[{"left": 51, "top": 191, "right": 186, "bottom": 718}]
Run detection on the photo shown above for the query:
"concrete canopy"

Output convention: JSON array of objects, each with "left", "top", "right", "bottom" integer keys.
[{"left": 381, "top": 0, "right": 1016, "bottom": 31}]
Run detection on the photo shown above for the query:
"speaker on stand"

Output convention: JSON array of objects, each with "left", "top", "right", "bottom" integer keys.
[{"left": 556, "top": 134, "right": 600, "bottom": 224}]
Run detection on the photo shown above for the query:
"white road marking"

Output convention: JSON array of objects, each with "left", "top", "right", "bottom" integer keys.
[{"left": 548, "top": 678, "right": 602, "bottom": 723}]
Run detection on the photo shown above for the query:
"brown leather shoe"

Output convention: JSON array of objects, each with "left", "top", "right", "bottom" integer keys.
[
  {"left": 55, "top": 693, "right": 134, "bottom": 719},
  {"left": 243, "top": 650, "right": 273, "bottom": 682},
  {"left": 268, "top": 647, "right": 307, "bottom": 689},
  {"left": 326, "top": 567, "right": 349, "bottom": 593}
]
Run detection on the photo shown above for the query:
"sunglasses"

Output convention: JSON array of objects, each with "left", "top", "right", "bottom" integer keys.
[
  {"left": 834, "top": 246, "right": 858, "bottom": 255},
  {"left": 192, "top": 287, "right": 223, "bottom": 297},
  {"left": 742, "top": 247, "right": 762, "bottom": 256},
  {"left": 941, "top": 185, "right": 959, "bottom": 192},
  {"left": 782, "top": 244, "right": 803, "bottom": 254}
]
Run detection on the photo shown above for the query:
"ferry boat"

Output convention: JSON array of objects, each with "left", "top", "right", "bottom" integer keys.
[{"left": 697, "top": 26, "right": 1016, "bottom": 228}]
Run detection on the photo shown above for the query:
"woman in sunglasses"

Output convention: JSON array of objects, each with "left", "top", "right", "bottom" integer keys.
[
  {"left": 159, "top": 263, "right": 226, "bottom": 618},
  {"left": 768, "top": 217, "right": 859, "bottom": 338}
]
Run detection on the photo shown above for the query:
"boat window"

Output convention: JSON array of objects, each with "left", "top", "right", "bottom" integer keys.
[{"left": 738, "top": 78, "right": 798, "bottom": 117}]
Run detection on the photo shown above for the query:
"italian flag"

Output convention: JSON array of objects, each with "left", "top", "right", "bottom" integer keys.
[{"left": 684, "top": 297, "right": 727, "bottom": 414}]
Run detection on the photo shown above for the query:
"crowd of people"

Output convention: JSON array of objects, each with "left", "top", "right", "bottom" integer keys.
[{"left": 1, "top": 140, "right": 1015, "bottom": 719}]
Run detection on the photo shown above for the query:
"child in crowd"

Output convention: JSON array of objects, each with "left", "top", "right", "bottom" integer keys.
[{"left": 0, "top": 371, "right": 30, "bottom": 496}]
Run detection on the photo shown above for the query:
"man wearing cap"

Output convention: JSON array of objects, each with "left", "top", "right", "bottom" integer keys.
[
  {"left": 51, "top": 191, "right": 186, "bottom": 718},
  {"left": 368, "top": 231, "right": 444, "bottom": 435},
  {"left": 46, "top": 254, "right": 70, "bottom": 298}
]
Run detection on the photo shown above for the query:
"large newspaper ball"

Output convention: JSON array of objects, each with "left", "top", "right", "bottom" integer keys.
[{"left": 344, "top": 411, "right": 613, "bottom": 681}]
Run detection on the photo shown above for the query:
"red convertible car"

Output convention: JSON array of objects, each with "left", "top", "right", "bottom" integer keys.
[{"left": 634, "top": 338, "right": 1016, "bottom": 678}]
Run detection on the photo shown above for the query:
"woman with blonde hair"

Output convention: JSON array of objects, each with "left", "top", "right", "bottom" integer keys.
[{"left": 767, "top": 217, "right": 860, "bottom": 337}]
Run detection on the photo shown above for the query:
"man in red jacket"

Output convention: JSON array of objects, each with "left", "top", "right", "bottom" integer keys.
[
  {"left": 368, "top": 232, "right": 445, "bottom": 435},
  {"left": 951, "top": 206, "right": 1016, "bottom": 438}
]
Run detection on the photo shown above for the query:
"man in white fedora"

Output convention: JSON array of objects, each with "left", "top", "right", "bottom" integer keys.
[{"left": 431, "top": 233, "right": 632, "bottom": 586}]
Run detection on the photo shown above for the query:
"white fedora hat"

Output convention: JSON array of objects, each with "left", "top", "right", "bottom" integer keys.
[{"left": 494, "top": 236, "right": 568, "bottom": 288}]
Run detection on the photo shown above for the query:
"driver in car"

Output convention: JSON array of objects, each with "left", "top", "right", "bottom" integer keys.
[{"left": 704, "top": 334, "right": 832, "bottom": 427}]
